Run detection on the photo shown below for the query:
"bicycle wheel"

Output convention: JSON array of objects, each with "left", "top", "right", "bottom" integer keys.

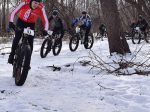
[
  {"left": 40, "top": 38, "right": 51, "bottom": 58},
  {"left": 13, "top": 47, "right": 20, "bottom": 78},
  {"left": 13, "top": 62, "right": 17, "bottom": 78},
  {"left": 53, "top": 38, "right": 62, "bottom": 56},
  {"left": 14, "top": 45, "right": 31, "bottom": 86},
  {"left": 96, "top": 33, "right": 101, "bottom": 39},
  {"left": 96, "top": 32, "right": 103, "bottom": 41},
  {"left": 132, "top": 32, "right": 141, "bottom": 44},
  {"left": 84, "top": 33, "right": 94, "bottom": 49},
  {"left": 69, "top": 35, "right": 79, "bottom": 52}
]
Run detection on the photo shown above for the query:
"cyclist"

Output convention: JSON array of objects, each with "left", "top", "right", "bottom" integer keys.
[
  {"left": 136, "top": 15, "right": 148, "bottom": 37},
  {"left": 71, "top": 11, "right": 92, "bottom": 45},
  {"left": 48, "top": 10, "right": 64, "bottom": 39},
  {"left": 130, "top": 15, "right": 148, "bottom": 37},
  {"left": 130, "top": 19, "right": 137, "bottom": 29},
  {"left": 99, "top": 24, "right": 106, "bottom": 37},
  {"left": 8, "top": 0, "right": 49, "bottom": 65}
]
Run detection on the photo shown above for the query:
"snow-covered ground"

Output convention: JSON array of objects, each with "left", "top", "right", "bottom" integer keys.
[{"left": 0, "top": 38, "right": 150, "bottom": 112}]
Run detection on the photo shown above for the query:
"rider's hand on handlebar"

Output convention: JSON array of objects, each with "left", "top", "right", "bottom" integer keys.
[
  {"left": 9, "top": 22, "right": 15, "bottom": 31},
  {"left": 43, "top": 30, "right": 48, "bottom": 36}
]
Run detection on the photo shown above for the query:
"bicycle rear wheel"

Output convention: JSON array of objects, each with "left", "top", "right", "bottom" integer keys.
[
  {"left": 84, "top": 33, "right": 94, "bottom": 49},
  {"left": 53, "top": 38, "right": 62, "bottom": 56}
]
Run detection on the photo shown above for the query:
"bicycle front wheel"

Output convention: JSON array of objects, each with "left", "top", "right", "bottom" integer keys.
[
  {"left": 69, "top": 35, "right": 79, "bottom": 52},
  {"left": 14, "top": 45, "right": 31, "bottom": 86},
  {"left": 40, "top": 38, "right": 51, "bottom": 58},
  {"left": 132, "top": 32, "right": 141, "bottom": 44}
]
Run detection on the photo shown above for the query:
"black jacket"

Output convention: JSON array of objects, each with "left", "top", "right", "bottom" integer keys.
[
  {"left": 48, "top": 16, "right": 64, "bottom": 30},
  {"left": 136, "top": 19, "right": 148, "bottom": 29},
  {"left": 99, "top": 24, "right": 106, "bottom": 31}
]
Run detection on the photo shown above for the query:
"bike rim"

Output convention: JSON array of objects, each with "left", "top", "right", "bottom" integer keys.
[
  {"left": 15, "top": 55, "right": 25, "bottom": 82},
  {"left": 133, "top": 33, "right": 140, "bottom": 44},
  {"left": 16, "top": 67, "right": 22, "bottom": 82},
  {"left": 43, "top": 41, "right": 50, "bottom": 54},
  {"left": 54, "top": 43, "right": 61, "bottom": 53},
  {"left": 87, "top": 36, "right": 93, "bottom": 47},
  {"left": 71, "top": 37, "right": 78, "bottom": 49}
]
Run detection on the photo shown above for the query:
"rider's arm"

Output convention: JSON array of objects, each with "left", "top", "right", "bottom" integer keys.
[
  {"left": 85, "top": 16, "right": 92, "bottom": 27},
  {"left": 144, "top": 19, "right": 148, "bottom": 28},
  {"left": 48, "top": 16, "right": 53, "bottom": 22},
  {"left": 9, "top": 1, "right": 26, "bottom": 22},
  {"left": 39, "top": 6, "right": 49, "bottom": 31},
  {"left": 71, "top": 17, "right": 80, "bottom": 27},
  {"left": 58, "top": 18, "right": 64, "bottom": 29}
]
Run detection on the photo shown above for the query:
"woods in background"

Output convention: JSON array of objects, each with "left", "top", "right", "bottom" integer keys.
[
  {"left": 0, "top": 0, "right": 149, "bottom": 33},
  {"left": 0, "top": 0, "right": 150, "bottom": 54}
]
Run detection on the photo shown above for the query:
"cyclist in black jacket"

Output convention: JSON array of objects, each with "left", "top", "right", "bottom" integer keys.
[
  {"left": 99, "top": 24, "right": 106, "bottom": 37},
  {"left": 136, "top": 15, "right": 148, "bottom": 31},
  {"left": 136, "top": 15, "right": 148, "bottom": 37},
  {"left": 48, "top": 10, "right": 64, "bottom": 39},
  {"left": 130, "top": 15, "right": 148, "bottom": 38}
]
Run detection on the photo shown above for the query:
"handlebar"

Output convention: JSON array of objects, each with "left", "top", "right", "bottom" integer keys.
[{"left": 11, "top": 26, "right": 35, "bottom": 36}]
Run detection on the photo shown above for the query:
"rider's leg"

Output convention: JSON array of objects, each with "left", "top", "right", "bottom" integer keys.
[
  {"left": 24, "top": 22, "right": 35, "bottom": 53},
  {"left": 100, "top": 29, "right": 104, "bottom": 36},
  {"left": 26, "top": 23, "right": 35, "bottom": 69},
  {"left": 84, "top": 27, "right": 91, "bottom": 44},
  {"left": 141, "top": 27, "right": 147, "bottom": 38},
  {"left": 60, "top": 29, "right": 64, "bottom": 39},
  {"left": 101, "top": 30, "right": 104, "bottom": 40},
  {"left": 27, "top": 35, "right": 34, "bottom": 69},
  {"left": 8, "top": 18, "right": 27, "bottom": 64},
  {"left": 8, "top": 28, "right": 23, "bottom": 64},
  {"left": 28, "top": 36, "right": 34, "bottom": 53}
]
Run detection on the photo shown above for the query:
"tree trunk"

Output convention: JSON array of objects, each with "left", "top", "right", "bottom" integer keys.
[
  {"left": 100, "top": 0, "right": 130, "bottom": 55},
  {"left": 6, "top": 0, "right": 9, "bottom": 29},
  {"left": 2, "top": 0, "right": 6, "bottom": 32},
  {"left": 0, "top": 3, "right": 2, "bottom": 30}
]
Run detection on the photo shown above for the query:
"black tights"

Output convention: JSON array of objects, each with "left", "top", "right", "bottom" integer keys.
[{"left": 80, "top": 25, "right": 91, "bottom": 43}]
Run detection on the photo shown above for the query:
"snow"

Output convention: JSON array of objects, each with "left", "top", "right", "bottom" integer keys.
[{"left": 0, "top": 38, "right": 150, "bottom": 112}]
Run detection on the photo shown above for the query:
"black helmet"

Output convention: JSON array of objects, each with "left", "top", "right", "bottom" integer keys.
[
  {"left": 138, "top": 15, "right": 143, "bottom": 19},
  {"left": 82, "top": 11, "right": 87, "bottom": 15},
  {"left": 30, "top": 0, "right": 41, "bottom": 3},
  {"left": 34, "top": 0, "right": 41, "bottom": 2},
  {"left": 52, "top": 10, "right": 59, "bottom": 16},
  {"left": 30, "top": 0, "right": 41, "bottom": 9}
]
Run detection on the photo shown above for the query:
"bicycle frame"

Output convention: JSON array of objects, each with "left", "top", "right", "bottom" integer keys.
[
  {"left": 46, "top": 30, "right": 61, "bottom": 46},
  {"left": 75, "top": 26, "right": 86, "bottom": 44},
  {"left": 15, "top": 27, "right": 34, "bottom": 63},
  {"left": 133, "top": 27, "right": 145, "bottom": 38},
  {"left": 13, "top": 27, "right": 34, "bottom": 86},
  {"left": 17, "top": 27, "right": 34, "bottom": 45}
]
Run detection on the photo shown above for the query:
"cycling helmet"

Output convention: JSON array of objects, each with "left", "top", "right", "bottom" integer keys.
[
  {"left": 30, "top": 0, "right": 41, "bottom": 9},
  {"left": 138, "top": 15, "right": 143, "bottom": 19},
  {"left": 32, "top": 0, "right": 41, "bottom": 2},
  {"left": 52, "top": 10, "right": 59, "bottom": 16},
  {"left": 82, "top": 11, "right": 87, "bottom": 15}
]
